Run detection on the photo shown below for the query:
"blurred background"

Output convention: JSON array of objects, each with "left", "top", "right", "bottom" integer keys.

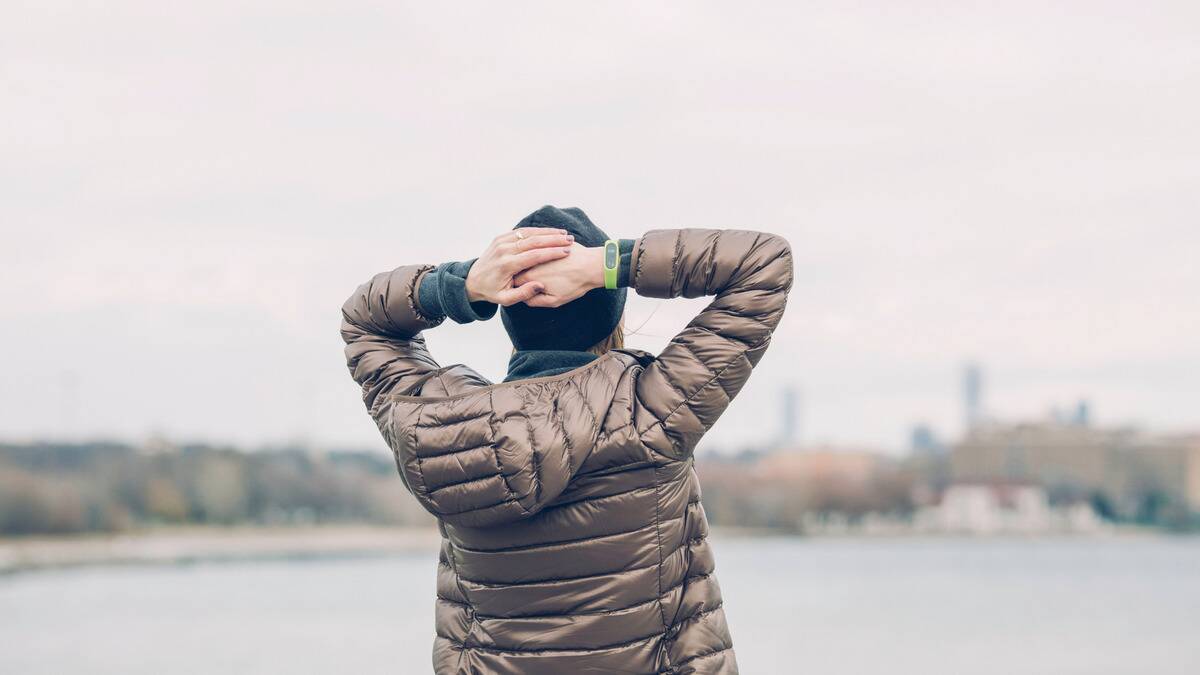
[{"left": 2, "top": 2, "right": 1199, "bottom": 673}]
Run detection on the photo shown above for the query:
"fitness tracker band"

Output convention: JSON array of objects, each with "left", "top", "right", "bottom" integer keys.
[{"left": 603, "top": 239, "right": 619, "bottom": 289}]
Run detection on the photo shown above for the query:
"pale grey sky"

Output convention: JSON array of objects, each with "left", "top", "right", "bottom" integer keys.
[{"left": 3, "top": 2, "right": 1198, "bottom": 454}]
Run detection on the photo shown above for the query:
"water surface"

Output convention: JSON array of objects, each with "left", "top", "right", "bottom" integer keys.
[{"left": 3, "top": 536, "right": 1198, "bottom": 673}]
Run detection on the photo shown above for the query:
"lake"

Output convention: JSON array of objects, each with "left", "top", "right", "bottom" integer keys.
[{"left": 3, "top": 536, "right": 1198, "bottom": 674}]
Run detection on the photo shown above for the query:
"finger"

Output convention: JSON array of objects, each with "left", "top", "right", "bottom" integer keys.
[
  {"left": 503, "top": 227, "right": 568, "bottom": 243},
  {"left": 504, "top": 246, "right": 571, "bottom": 273},
  {"left": 523, "top": 293, "right": 559, "bottom": 308},
  {"left": 496, "top": 281, "right": 544, "bottom": 307},
  {"left": 515, "top": 233, "right": 574, "bottom": 252},
  {"left": 495, "top": 234, "right": 571, "bottom": 256}
]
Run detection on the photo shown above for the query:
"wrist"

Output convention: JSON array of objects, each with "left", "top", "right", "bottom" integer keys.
[
  {"left": 587, "top": 246, "right": 607, "bottom": 289},
  {"left": 465, "top": 265, "right": 488, "bottom": 303}
]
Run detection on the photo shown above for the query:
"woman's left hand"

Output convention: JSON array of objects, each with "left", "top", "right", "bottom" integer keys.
[{"left": 512, "top": 244, "right": 605, "bottom": 308}]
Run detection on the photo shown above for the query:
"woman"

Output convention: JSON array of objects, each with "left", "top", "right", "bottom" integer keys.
[{"left": 341, "top": 205, "right": 793, "bottom": 674}]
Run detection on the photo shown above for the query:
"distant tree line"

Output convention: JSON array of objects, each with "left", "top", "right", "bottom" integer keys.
[
  {"left": 0, "top": 441, "right": 434, "bottom": 536},
  {"left": 7, "top": 440, "right": 1190, "bottom": 538}
]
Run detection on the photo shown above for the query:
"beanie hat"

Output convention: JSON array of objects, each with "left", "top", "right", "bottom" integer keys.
[{"left": 500, "top": 205, "right": 626, "bottom": 351}]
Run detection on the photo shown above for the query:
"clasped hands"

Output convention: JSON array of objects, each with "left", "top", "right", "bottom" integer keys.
[{"left": 464, "top": 228, "right": 606, "bottom": 309}]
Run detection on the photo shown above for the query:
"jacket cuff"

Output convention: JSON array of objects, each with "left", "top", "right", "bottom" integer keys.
[
  {"left": 617, "top": 238, "right": 635, "bottom": 288},
  {"left": 416, "top": 258, "right": 499, "bottom": 324}
]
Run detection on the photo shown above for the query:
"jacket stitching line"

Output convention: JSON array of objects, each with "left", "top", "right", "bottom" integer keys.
[
  {"left": 676, "top": 601, "right": 725, "bottom": 626},
  {"left": 668, "top": 230, "right": 683, "bottom": 296},
  {"left": 530, "top": 477, "right": 656, "bottom": 512},
  {"left": 651, "top": 463, "right": 672, "bottom": 672},
  {"left": 566, "top": 377, "right": 601, "bottom": 437},
  {"left": 523, "top": 392, "right": 542, "bottom": 507},
  {"left": 442, "top": 540, "right": 477, "bottom": 665},
  {"left": 435, "top": 495, "right": 523, "bottom": 518},
  {"left": 487, "top": 390, "right": 535, "bottom": 518},
  {"left": 669, "top": 641, "right": 732, "bottom": 672},
  {"left": 447, "top": 509, "right": 700, "bottom": 560},
  {"left": 411, "top": 403, "right": 432, "bottom": 496},
  {"left": 426, "top": 470, "right": 518, "bottom": 496},
  {"left": 443, "top": 569, "right": 718, "bottom": 622},
  {"left": 436, "top": 629, "right": 662, "bottom": 656},
  {"left": 595, "top": 369, "right": 638, "bottom": 446},
  {"left": 446, "top": 556, "right": 665, "bottom": 587},
  {"left": 665, "top": 603, "right": 731, "bottom": 672},
  {"left": 444, "top": 533, "right": 706, "bottom": 588},
  {"left": 434, "top": 370, "right": 452, "bottom": 397},
  {"left": 701, "top": 230, "right": 721, "bottom": 293},
  {"left": 550, "top": 394, "right": 576, "bottom": 481},
  {"left": 410, "top": 438, "right": 493, "bottom": 460},
  {"left": 664, "top": 486, "right": 697, "bottom": 632},
  {"left": 449, "top": 588, "right": 671, "bottom": 621},
  {"left": 452, "top": 518, "right": 660, "bottom": 555}
]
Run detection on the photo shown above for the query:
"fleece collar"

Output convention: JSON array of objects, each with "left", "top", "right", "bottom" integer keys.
[{"left": 504, "top": 350, "right": 598, "bottom": 383}]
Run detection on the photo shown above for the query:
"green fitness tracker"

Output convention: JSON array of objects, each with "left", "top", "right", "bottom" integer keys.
[{"left": 603, "top": 239, "right": 619, "bottom": 289}]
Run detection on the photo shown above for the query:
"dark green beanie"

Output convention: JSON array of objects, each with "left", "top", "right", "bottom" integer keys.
[{"left": 500, "top": 205, "right": 627, "bottom": 351}]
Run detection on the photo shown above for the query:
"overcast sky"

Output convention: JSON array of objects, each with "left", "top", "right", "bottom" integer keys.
[{"left": 3, "top": 1, "right": 1198, "bottom": 454}]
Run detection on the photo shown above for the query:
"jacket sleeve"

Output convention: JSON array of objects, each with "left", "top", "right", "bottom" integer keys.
[
  {"left": 340, "top": 265, "right": 442, "bottom": 416},
  {"left": 629, "top": 229, "right": 794, "bottom": 460},
  {"left": 341, "top": 259, "right": 498, "bottom": 416}
]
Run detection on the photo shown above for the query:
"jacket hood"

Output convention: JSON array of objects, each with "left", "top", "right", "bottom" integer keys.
[{"left": 381, "top": 349, "right": 652, "bottom": 527}]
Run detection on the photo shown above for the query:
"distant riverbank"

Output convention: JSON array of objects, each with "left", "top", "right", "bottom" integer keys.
[
  {"left": 0, "top": 525, "right": 444, "bottom": 574},
  {"left": 0, "top": 523, "right": 1172, "bottom": 575},
  {"left": 0, "top": 525, "right": 793, "bottom": 574}
]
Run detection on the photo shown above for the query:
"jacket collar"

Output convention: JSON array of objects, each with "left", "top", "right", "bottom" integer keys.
[{"left": 504, "top": 350, "right": 598, "bottom": 383}]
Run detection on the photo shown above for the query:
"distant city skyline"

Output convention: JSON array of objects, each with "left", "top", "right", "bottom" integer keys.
[{"left": 3, "top": 3, "right": 1198, "bottom": 454}]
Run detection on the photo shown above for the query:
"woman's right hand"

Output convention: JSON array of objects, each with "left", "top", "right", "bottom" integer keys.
[{"left": 465, "top": 228, "right": 575, "bottom": 306}]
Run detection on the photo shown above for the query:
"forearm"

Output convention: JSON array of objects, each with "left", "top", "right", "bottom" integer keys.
[
  {"left": 630, "top": 228, "right": 793, "bottom": 308},
  {"left": 629, "top": 229, "right": 793, "bottom": 460}
]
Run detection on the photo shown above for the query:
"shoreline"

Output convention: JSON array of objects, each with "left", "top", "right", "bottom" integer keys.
[
  {"left": 0, "top": 525, "right": 443, "bottom": 575},
  {"left": 0, "top": 524, "right": 1181, "bottom": 576}
]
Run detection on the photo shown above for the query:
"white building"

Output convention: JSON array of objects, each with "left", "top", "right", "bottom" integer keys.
[{"left": 917, "top": 483, "right": 1103, "bottom": 535}]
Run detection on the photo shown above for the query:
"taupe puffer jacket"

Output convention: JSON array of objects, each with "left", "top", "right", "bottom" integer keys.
[{"left": 342, "top": 229, "right": 792, "bottom": 674}]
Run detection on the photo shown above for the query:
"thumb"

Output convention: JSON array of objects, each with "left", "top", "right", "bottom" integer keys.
[{"left": 496, "top": 280, "right": 544, "bottom": 306}]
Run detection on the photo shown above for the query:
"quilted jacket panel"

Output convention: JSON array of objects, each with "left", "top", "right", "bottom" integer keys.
[{"left": 342, "top": 229, "right": 792, "bottom": 674}]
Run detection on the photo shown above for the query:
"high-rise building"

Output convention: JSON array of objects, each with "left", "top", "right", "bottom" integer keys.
[
  {"left": 1073, "top": 400, "right": 1091, "bottom": 427},
  {"left": 963, "top": 362, "right": 983, "bottom": 432},
  {"left": 910, "top": 424, "right": 942, "bottom": 455}
]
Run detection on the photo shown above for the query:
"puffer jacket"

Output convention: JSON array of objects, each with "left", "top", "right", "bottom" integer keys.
[{"left": 341, "top": 229, "right": 793, "bottom": 674}]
